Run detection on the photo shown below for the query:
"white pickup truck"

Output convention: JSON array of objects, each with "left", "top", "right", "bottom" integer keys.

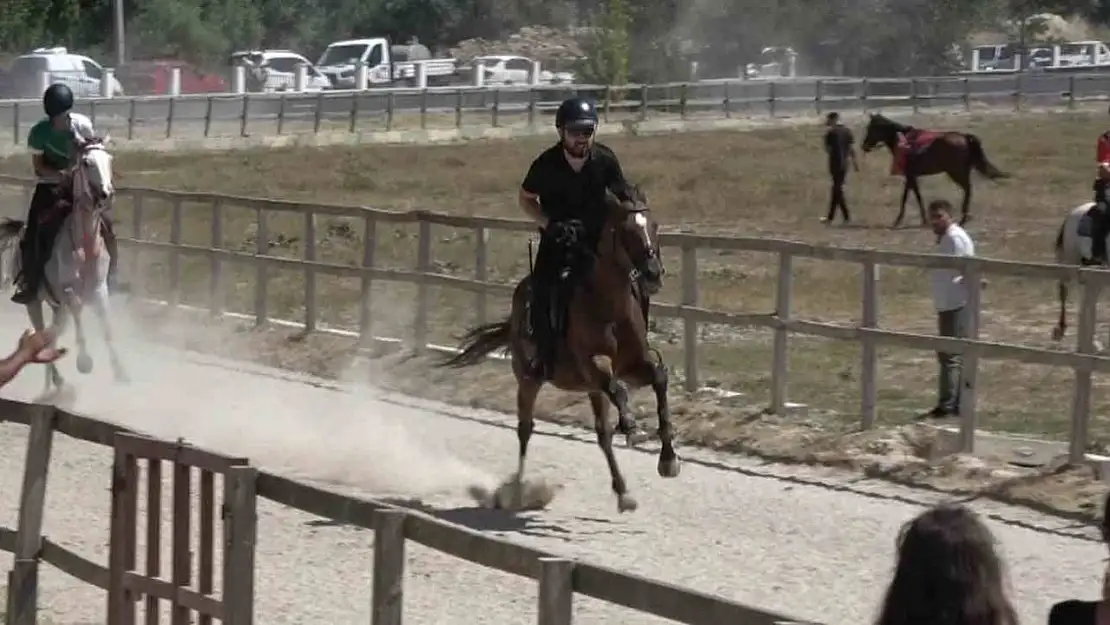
[{"left": 315, "top": 37, "right": 457, "bottom": 89}]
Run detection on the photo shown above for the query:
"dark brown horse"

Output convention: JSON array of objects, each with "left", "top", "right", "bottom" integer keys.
[
  {"left": 860, "top": 113, "right": 1009, "bottom": 227},
  {"left": 438, "top": 183, "right": 678, "bottom": 513}
]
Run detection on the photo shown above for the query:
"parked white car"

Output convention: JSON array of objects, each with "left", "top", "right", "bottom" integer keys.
[
  {"left": 230, "top": 50, "right": 332, "bottom": 92},
  {"left": 472, "top": 55, "right": 575, "bottom": 85},
  {"left": 8, "top": 47, "right": 124, "bottom": 99}
]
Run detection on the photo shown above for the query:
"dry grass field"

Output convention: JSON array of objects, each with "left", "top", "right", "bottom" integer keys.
[{"left": 4, "top": 109, "right": 1110, "bottom": 514}]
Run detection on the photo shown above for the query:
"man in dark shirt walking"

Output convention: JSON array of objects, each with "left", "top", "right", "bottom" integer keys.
[{"left": 823, "top": 112, "right": 858, "bottom": 224}]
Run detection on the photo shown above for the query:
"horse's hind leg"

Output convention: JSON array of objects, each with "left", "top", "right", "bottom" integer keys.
[{"left": 589, "top": 389, "right": 636, "bottom": 513}]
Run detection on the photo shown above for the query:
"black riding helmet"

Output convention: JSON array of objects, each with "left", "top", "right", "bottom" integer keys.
[
  {"left": 43, "top": 83, "right": 74, "bottom": 118},
  {"left": 555, "top": 97, "right": 598, "bottom": 130}
]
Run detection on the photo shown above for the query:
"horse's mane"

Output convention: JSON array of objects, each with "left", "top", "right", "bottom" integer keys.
[{"left": 870, "top": 114, "right": 913, "bottom": 133}]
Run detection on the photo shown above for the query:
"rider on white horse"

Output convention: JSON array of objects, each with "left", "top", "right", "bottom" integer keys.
[
  {"left": 1082, "top": 105, "right": 1110, "bottom": 266},
  {"left": 11, "top": 83, "right": 122, "bottom": 305}
]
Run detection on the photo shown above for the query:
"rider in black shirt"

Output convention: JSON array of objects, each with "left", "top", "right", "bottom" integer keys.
[
  {"left": 823, "top": 112, "right": 858, "bottom": 224},
  {"left": 518, "top": 97, "right": 630, "bottom": 380}
]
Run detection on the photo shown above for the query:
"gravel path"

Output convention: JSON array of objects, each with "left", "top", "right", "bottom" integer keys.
[{"left": 0, "top": 300, "right": 1105, "bottom": 625}]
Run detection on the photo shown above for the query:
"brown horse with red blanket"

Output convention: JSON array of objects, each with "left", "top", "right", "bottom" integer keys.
[{"left": 860, "top": 113, "right": 1009, "bottom": 227}]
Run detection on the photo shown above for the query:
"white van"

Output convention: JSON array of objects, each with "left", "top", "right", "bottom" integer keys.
[{"left": 8, "top": 47, "right": 124, "bottom": 99}]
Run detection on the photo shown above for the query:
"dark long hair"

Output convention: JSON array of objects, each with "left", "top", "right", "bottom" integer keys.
[{"left": 876, "top": 504, "right": 1018, "bottom": 625}]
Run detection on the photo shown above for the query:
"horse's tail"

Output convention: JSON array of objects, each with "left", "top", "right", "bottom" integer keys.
[
  {"left": 966, "top": 134, "right": 1010, "bottom": 180},
  {"left": 437, "top": 319, "right": 513, "bottom": 368},
  {"left": 0, "top": 218, "right": 23, "bottom": 287}
]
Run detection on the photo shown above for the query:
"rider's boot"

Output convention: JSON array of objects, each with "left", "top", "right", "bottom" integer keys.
[
  {"left": 11, "top": 273, "right": 36, "bottom": 305},
  {"left": 11, "top": 241, "right": 36, "bottom": 304}
]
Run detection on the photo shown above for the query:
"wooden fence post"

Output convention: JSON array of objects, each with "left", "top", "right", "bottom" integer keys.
[
  {"left": 6, "top": 406, "right": 56, "bottom": 625},
  {"left": 860, "top": 261, "right": 879, "bottom": 429},
  {"left": 303, "top": 210, "right": 318, "bottom": 332},
  {"left": 414, "top": 219, "right": 432, "bottom": 352},
  {"left": 168, "top": 198, "right": 183, "bottom": 306},
  {"left": 223, "top": 466, "right": 258, "bottom": 625},
  {"left": 359, "top": 216, "right": 378, "bottom": 346},
  {"left": 107, "top": 435, "right": 139, "bottom": 625},
  {"left": 770, "top": 253, "right": 793, "bottom": 413},
  {"left": 957, "top": 262, "right": 983, "bottom": 453},
  {"left": 172, "top": 455, "right": 193, "bottom": 625},
  {"left": 371, "top": 509, "right": 407, "bottom": 625},
  {"left": 474, "top": 226, "right": 489, "bottom": 325},
  {"left": 537, "top": 557, "right": 574, "bottom": 625},
  {"left": 130, "top": 191, "right": 145, "bottom": 294},
  {"left": 210, "top": 199, "right": 225, "bottom": 315},
  {"left": 680, "top": 242, "right": 699, "bottom": 392},
  {"left": 254, "top": 208, "right": 270, "bottom": 326},
  {"left": 1070, "top": 275, "right": 1100, "bottom": 464}
]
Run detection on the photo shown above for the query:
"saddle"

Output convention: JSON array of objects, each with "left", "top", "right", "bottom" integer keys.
[{"left": 891, "top": 129, "right": 940, "bottom": 176}]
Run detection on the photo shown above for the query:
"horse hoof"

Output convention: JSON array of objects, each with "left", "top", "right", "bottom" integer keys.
[
  {"left": 76, "top": 354, "right": 93, "bottom": 374},
  {"left": 617, "top": 493, "right": 638, "bottom": 513},
  {"left": 658, "top": 456, "right": 681, "bottom": 478},
  {"left": 625, "top": 427, "right": 649, "bottom": 448}
]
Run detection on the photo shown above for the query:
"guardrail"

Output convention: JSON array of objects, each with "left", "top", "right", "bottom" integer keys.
[
  {"left": 0, "top": 398, "right": 806, "bottom": 624},
  {"left": 0, "top": 176, "right": 1105, "bottom": 466},
  {"left": 1, "top": 72, "right": 1109, "bottom": 146}
]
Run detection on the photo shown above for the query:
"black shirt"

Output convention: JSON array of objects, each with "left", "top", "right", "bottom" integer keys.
[
  {"left": 521, "top": 143, "right": 627, "bottom": 235},
  {"left": 1049, "top": 599, "right": 1098, "bottom": 625},
  {"left": 824, "top": 124, "right": 854, "bottom": 171}
]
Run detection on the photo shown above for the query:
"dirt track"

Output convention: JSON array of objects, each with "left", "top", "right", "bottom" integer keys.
[{"left": 0, "top": 301, "right": 1104, "bottom": 624}]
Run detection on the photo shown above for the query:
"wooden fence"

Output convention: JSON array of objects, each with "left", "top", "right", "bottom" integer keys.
[
  {"left": 1, "top": 72, "right": 1109, "bottom": 145},
  {"left": 3, "top": 176, "right": 1110, "bottom": 465},
  {"left": 0, "top": 398, "right": 806, "bottom": 625}
]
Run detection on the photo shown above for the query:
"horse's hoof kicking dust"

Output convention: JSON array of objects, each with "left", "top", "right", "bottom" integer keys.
[
  {"left": 469, "top": 474, "right": 562, "bottom": 511},
  {"left": 617, "top": 493, "right": 638, "bottom": 513}
]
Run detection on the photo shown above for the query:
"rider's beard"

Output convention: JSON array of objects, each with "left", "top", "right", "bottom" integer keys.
[{"left": 562, "top": 136, "right": 591, "bottom": 159}]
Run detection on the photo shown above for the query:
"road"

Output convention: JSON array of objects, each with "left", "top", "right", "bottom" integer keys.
[
  {"left": 0, "top": 72, "right": 1106, "bottom": 145},
  {"left": 0, "top": 300, "right": 1103, "bottom": 624}
]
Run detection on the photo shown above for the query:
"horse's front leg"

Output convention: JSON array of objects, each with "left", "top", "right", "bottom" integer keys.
[
  {"left": 588, "top": 384, "right": 637, "bottom": 513},
  {"left": 895, "top": 179, "right": 911, "bottom": 228},
  {"left": 69, "top": 301, "right": 93, "bottom": 374},
  {"left": 27, "top": 301, "right": 64, "bottom": 391},
  {"left": 91, "top": 289, "right": 129, "bottom": 383},
  {"left": 1053, "top": 279, "right": 1069, "bottom": 341},
  {"left": 909, "top": 177, "right": 927, "bottom": 226}
]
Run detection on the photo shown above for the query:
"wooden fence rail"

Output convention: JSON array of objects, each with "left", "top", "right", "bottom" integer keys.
[
  {"left": 1, "top": 176, "right": 1106, "bottom": 464},
  {"left": 1, "top": 72, "right": 1109, "bottom": 146},
  {"left": 0, "top": 398, "right": 804, "bottom": 624}
]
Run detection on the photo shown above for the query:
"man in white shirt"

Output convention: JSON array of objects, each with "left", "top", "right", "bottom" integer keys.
[{"left": 927, "top": 199, "right": 975, "bottom": 418}]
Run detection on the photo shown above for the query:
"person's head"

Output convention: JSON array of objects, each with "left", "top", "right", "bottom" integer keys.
[
  {"left": 555, "top": 97, "right": 598, "bottom": 158},
  {"left": 876, "top": 505, "right": 1016, "bottom": 625},
  {"left": 43, "top": 83, "right": 74, "bottom": 129},
  {"left": 928, "top": 199, "right": 955, "bottom": 235},
  {"left": 826, "top": 112, "right": 840, "bottom": 127}
]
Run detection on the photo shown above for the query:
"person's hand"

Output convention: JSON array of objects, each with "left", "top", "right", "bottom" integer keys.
[{"left": 16, "top": 329, "right": 67, "bottom": 364}]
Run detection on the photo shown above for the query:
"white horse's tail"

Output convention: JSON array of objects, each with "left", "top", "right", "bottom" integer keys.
[{"left": 0, "top": 218, "right": 22, "bottom": 288}]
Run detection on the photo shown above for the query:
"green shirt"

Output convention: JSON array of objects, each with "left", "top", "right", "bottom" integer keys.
[{"left": 27, "top": 119, "right": 76, "bottom": 176}]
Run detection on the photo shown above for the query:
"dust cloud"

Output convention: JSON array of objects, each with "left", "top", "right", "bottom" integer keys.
[{"left": 0, "top": 299, "right": 495, "bottom": 501}]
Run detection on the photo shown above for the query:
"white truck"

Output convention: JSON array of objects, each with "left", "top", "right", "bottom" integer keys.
[{"left": 315, "top": 37, "right": 457, "bottom": 89}]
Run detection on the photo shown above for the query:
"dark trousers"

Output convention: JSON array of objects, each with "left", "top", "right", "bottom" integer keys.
[
  {"left": 1092, "top": 179, "right": 1110, "bottom": 262},
  {"left": 16, "top": 183, "right": 119, "bottom": 294},
  {"left": 826, "top": 167, "right": 849, "bottom": 222},
  {"left": 936, "top": 307, "right": 965, "bottom": 413}
]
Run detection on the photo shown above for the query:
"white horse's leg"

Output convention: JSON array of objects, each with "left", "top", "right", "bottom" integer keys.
[
  {"left": 70, "top": 299, "right": 94, "bottom": 374},
  {"left": 91, "top": 286, "right": 128, "bottom": 383},
  {"left": 26, "top": 300, "right": 64, "bottom": 391}
]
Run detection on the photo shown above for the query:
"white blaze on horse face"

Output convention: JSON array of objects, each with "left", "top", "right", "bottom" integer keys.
[
  {"left": 633, "top": 211, "right": 652, "bottom": 248},
  {"left": 84, "top": 147, "right": 114, "bottom": 198}
]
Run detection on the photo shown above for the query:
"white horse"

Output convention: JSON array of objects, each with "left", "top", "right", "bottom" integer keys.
[
  {"left": 0, "top": 137, "right": 129, "bottom": 394},
  {"left": 1052, "top": 201, "right": 1110, "bottom": 351}
]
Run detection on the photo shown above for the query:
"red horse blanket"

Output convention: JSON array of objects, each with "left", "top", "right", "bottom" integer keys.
[{"left": 891, "top": 130, "right": 939, "bottom": 176}]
